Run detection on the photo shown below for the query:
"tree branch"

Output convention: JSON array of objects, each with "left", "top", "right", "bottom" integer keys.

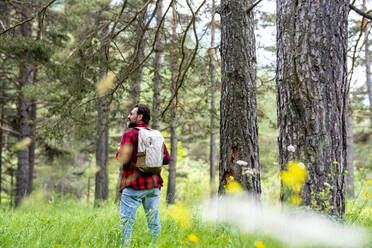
[
  {"left": 0, "top": 125, "right": 19, "bottom": 136},
  {"left": 161, "top": 0, "right": 207, "bottom": 117},
  {"left": 349, "top": 4, "right": 372, "bottom": 21},
  {"left": 246, "top": 0, "right": 263, "bottom": 14},
  {"left": 0, "top": 0, "right": 56, "bottom": 36}
]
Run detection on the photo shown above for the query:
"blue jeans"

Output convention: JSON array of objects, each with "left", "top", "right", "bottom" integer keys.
[{"left": 120, "top": 187, "right": 161, "bottom": 245}]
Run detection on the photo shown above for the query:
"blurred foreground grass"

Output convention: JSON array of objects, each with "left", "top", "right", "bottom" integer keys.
[{"left": 0, "top": 190, "right": 371, "bottom": 248}]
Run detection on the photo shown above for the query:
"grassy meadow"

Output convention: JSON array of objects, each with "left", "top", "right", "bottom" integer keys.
[{"left": 0, "top": 164, "right": 371, "bottom": 248}]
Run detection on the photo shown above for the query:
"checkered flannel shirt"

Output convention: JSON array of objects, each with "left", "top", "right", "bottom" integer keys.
[{"left": 116, "top": 124, "right": 170, "bottom": 191}]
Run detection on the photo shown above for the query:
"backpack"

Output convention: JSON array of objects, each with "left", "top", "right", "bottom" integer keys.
[{"left": 135, "top": 127, "right": 165, "bottom": 174}]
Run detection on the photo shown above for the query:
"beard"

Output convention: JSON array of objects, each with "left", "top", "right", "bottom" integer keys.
[{"left": 127, "top": 120, "right": 138, "bottom": 128}]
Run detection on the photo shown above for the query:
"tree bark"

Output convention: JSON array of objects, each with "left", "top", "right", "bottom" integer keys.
[
  {"left": 166, "top": 2, "right": 178, "bottom": 204},
  {"left": 152, "top": 0, "right": 163, "bottom": 131},
  {"left": 15, "top": 4, "right": 34, "bottom": 207},
  {"left": 219, "top": 0, "right": 261, "bottom": 197},
  {"left": 276, "top": 0, "right": 348, "bottom": 217},
  {"left": 27, "top": 100, "right": 36, "bottom": 195},
  {"left": 209, "top": 0, "right": 217, "bottom": 197},
  {"left": 95, "top": 25, "right": 110, "bottom": 206}
]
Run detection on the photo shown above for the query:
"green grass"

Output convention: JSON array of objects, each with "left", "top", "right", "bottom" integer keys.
[
  {"left": 1, "top": 191, "right": 371, "bottom": 248},
  {"left": 1, "top": 161, "right": 371, "bottom": 247},
  {"left": 0, "top": 198, "right": 284, "bottom": 248}
]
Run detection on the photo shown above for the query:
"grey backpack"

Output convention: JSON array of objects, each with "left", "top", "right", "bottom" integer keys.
[{"left": 135, "top": 127, "right": 165, "bottom": 173}]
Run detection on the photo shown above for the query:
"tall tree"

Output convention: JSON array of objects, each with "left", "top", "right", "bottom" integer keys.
[
  {"left": 209, "top": 0, "right": 217, "bottom": 197},
  {"left": 95, "top": 23, "right": 110, "bottom": 206},
  {"left": 364, "top": 1, "right": 372, "bottom": 128},
  {"left": 152, "top": 0, "right": 163, "bottom": 131},
  {"left": 15, "top": 3, "right": 36, "bottom": 207},
  {"left": 218, "top": 0, "right": 261, "bottom": 197},
  {"left": 166, "top": 0, "right": 178, "bottom": 204},
  {"left": 276, "top": 0, "right": 348, "bottom": 217}
]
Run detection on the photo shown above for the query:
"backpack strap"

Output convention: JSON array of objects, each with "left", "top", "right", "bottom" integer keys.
[{"left": 134, "top": 127, "right": 151, "bottom": 131}]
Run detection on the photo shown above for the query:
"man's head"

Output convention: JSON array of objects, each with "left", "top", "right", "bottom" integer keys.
[{"left": 127, "top": 104, "right": 151, "bottom": 128}]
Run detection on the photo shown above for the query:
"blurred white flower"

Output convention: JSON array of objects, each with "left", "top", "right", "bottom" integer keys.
[
  {"left": 237, "top": 160, "right": 248, "bottom": 166},
  {"left": 287, "top": 145, "right": 296, "bottom": 152}
]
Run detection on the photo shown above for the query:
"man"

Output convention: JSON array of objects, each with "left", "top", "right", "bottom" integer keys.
[{"left": 116, "top": 104, "right": 170, "bottom": 245}]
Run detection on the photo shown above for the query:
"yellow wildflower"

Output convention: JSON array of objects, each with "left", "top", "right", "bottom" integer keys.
[
  {"left": 168, "top": 203, "right": 191, "bottom": 229},
  {"left": 255, "top": 241, "right": 267, "bottom": 248},
  {"left": 359, "top": 168, "right": 364, "bottom": 172},
  {"left": 368, "top": 180, "right": 371, "bottom": 184},
  {"left": 290, "top": 195, "right": 303, "bottom": 205},
  {"left": 328, "top": 174, "right": 331, "bottom": 177},
  {"left": 333, "top": 161, "right": 338, "bottom": 165},
  {"left": 280, "top": 161, "right": 307, "bottom": 193},
  {"left": 224, "top": 181, "right": 243, "bottom": 194},
  {"left": 230, "top": 176, "right": 234, "bottom": 181},
  {"left": 187, "top": 233, "right": 199, "bottom": 243},
  {"left": 345, "top": 170, "right": 348, "bottom": 174}
]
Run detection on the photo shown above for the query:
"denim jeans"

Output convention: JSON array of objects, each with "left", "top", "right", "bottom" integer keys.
[{"left": 120, "top": 187, "right": 161, "bottom": 245}]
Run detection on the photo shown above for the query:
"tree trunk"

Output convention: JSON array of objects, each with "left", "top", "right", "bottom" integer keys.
[
  {"left": 15, "top": 4, "right": 34, "bottom": 207},
  {"left": 219, "top": 0, "right": 261, "bottom": 197},
  {"left": 27, "top": 101, "right": 36, "bottom": 195},
  {"left": 0, "top": 105, "right": 3, "bottom": 205},
  {"left": 346, "top": 97, "right": 354, "bottom": 198},
  {"left": 276, "top": 0, "right": 348, "bottom": 218},
  {"left": 152, "top": 0, "right": 163, "bottom": 131},
  {"left": 209, "top": 0, "right": 217, "bottom": 197},
  {"left": 364, "top": 2, "right": 372, "bottom": 128},
  {"left": 115, "top": 1, "right": 147, "bottom": 203},
  {"left": 95, "top": 26, "right": 110, "bottom": 206},
  {"left": 166, "top": 2, "right": 178, "bottom": 204}
]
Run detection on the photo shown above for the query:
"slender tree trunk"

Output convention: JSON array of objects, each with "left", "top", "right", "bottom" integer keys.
[
  {"left": 219, "top": 0, "right": 261, "bottom": 197},
  {"left": 95, "top": 26, "right": 110, "bottom": 206},
  {"left": 166, "top": 2, "right": 178, "bottom": 204},
  {"left": 10, "top": 169, "right": 14, "bottom": 207},
  {"left": 0, "top": 106, "right": 3, "bottom": 204},
  {"left": 15, "top": 4, "right": 34, "bottom": 207},
  {"left": 276, "top": 0, "right": 348, "bottom": 218},
  {"left": 115, "top": 1, "right": 147, "bottom": 203},
  {"left": 152, "top": 0, "right": 163, "bottom": 131},
  {"left": 346, "top": 97, "right": 354, "bottom": 198},
  {"left": 27, "top": 101, "right": 36, "bottom": 195},
  {"left": 364, "top": 2, "right": 372, "bottom": 128},
  {"left": 209, "top": 0, "right": 217, "bottom": 197}
]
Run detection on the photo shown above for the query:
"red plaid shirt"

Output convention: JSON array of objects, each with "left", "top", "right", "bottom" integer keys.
[{"left": 116, "top": 124, "right": 170, "bottom": 191}]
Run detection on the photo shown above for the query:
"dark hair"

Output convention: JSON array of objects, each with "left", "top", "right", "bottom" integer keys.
[{"left": 135, "top": 104, "right": 150, "bottom": 124}]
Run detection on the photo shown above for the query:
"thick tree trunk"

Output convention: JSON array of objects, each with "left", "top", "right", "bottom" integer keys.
[
  {"left": 15, "top": 4, "right": 34, "bottom": 207},
  {"left": 152, "top": 0, "right": 163, "bottom": 131},
  {"left": 219, "top": 0, "right": 261, "bottom": 197},
  {"left": 166, "top": 2, "right": 178, "bottom": 204},
  {"left": 276, "top": 0, "right": 348, "bottom": 217},
  {"left": 95, "top": 26, "right": 110, "bottom": 206},
  {"left": 115, "top": 1, "right": 147, "bottom": 203},
  {"left": 209, "top": 0, "right": 217, "bottom": 197},
  {"left": 346, "top": 98, "right": 354, "bottom": 198}
]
